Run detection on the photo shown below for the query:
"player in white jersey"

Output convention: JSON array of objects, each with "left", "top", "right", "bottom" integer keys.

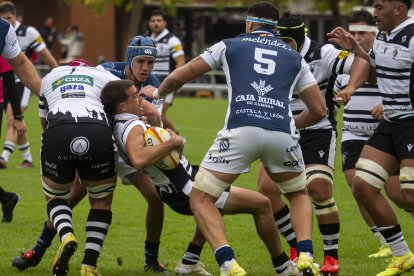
[
  {"left": 101, "top": 79, "right": 303, "bottom": 276},
  {"left": 141, "top": 2, "right": 327, "bottom": 275},
  {"left": 256, "top": 11, "right": 355, "bottom": 275},
  {"left": 0, "top": 1, "right": 58, "bottom": 170},
  {"left": 38, "top": 60, "right": 118, "bottom": 276},
  {"left": 328, "top": 1, "right": 414, "bottom": 275},
  {"left": 149, "top": 9, "right": 185, "bottom": 134}
]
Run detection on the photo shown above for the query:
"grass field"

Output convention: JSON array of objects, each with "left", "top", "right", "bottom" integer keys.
[{"left": 1, "top": 96, "right": 414, "bottom": 275}]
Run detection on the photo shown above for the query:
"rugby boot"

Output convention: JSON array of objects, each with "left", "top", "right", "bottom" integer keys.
[
  {"left": 320, "top": 256, "right": 339, "bottom": 275},
  {"left": 0, "top": 157, "right": 7, "bottom": 168},
  {"left": 52, "top": 233, "right": 77, "bottom": 276},
  {"left": 290, "top": 247, "right": 298, "bottom": 261},
  {"left": 376, "top": 251, "right": 414, "bottom": 276},
  {"left": 80, "top": 265, "right": 102, "bottom": 276},
  {"left": 278, "top": 260, "right": 300, "bottom": 276},
  {"left": 175, "top": 260, "right": 212, "bottom": 275},
  {"left": 369, "top": 245, "right": 392, "bottom": 258},
  {"left": 220, "top": 261, "right": 246, "bottom": 276},
  {"left": 2, "top": 192, "right": 19, "bottom": 222},
  {"left": 297, "top": 252, "right": 320, "bottom": 276},
  {"left": 12, "top": 249, "right": 41, "bottom": 270},
  {"left": 144, "top": 259, "right": 170, "bottom": 274},
  {"left": 16, "top": 160, "right": 34, "bottom": 168}
]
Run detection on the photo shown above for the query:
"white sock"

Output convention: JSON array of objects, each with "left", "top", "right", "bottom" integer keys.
[
  {"left": 18, "top": 142, "right": 33, "bottom": 162},
  {"left": 1, "top": 141, "right": 15, "bottom": 162},
  {"left": 220, "top": 259, "right": 236, "bottom": 275}
]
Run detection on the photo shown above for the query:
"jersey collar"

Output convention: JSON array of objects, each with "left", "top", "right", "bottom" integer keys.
[
  {"left": 151, "top": 29, "right": 169, "bottom": 41},
  {"left": 387, "top": 17, "right": 414, "bottom": 40}
]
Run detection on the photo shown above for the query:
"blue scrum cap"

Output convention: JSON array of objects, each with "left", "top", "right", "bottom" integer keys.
[{"left": 126, "top": 35, "right": 157, "bottom": 66}]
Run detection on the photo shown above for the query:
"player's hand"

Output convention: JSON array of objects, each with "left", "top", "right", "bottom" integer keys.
[
  {"left": 327, "top": 27, "right": 358, "bottom": 51},
  {"left": 334, "top": 86, "right": 356, "bottom": 105},
  {"left": 139, "top": 85, "right": 157, "bottom": 99},
  {"left": 371, "top": 104, "right": 384, "bottom": 121},
  {"left": 13, "top": 119, "right": 26, "bottom": 139},
  {"left": 167, "top": 129, "right": 185, "bottom": 157}
]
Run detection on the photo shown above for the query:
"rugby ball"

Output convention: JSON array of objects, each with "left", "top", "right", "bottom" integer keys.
[{"left": 144, "top": 127, "right": 180, "bottom": 170}]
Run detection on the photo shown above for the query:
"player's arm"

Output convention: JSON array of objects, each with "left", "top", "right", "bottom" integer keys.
[
  {"left": 140, "top": 98, "right": 162, "bottom": 127},
  {"left": 125, "top": 125, "right": 183, "bottom": 169},
  {"left": 294, "top": 60, "right": 327, "bottom": 129},
  {"left": 295, "top": 83, "right": 327, "bottom": 129},
  {"left": 38, "top": 47, "right": 58, "bottom": 69},
  {"left": 7, "top": 52, "right": 41, "bottom": 96},
  {"left": 173, "top": 54, "right": 185, "bottom": 69}
]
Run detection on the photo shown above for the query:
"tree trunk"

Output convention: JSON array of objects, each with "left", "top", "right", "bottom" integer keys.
[
  {"left": 329, "top": 0, "right": 342, "bottom": 28},
  {"left": 127, "top": 0, "right": 144, "bottom": 40}
]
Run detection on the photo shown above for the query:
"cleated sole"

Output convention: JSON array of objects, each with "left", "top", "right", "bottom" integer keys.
[{"left": 52, "top": 240, "right": 77, "bottom": 276}]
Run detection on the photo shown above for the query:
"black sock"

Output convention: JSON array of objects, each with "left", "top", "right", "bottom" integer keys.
[
  {"left": 182, "top": 242, "right": 203, "bottom": 265},
  {"left": 272, "top": 252, "right": 290, "bottom": 274},
  {"left": 145, "top": 240, "right": 160, "bottom": 263},
  {"left": 0, "top": 186, "right": 11, "bottom": 204},
  {"left": 33, "top": 221, "right": 57, "bottom": 257}
]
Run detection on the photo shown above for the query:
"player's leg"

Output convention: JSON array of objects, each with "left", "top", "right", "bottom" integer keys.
[
  {"left": 257, "top": 163, "right": 298, "bottom": 260},
  {"left": 77, "top": 123, "right": 117, "bottom": 275},
  {"left": 131, "top": 172, "right": 168, "bottom": 273},
  {"left": 222, "top": 186, "right": 297, "bottom": 275},
  {"left": 12, "top": 176, "right": 87, "bottom": 270},
  {"left": 175, "top": 226, "right": 212, "bottom": 275},
  {"left": 352, "top": 144, "right": 413, "bottom": 275},
  {"left": 0, "top": 103, "right": 17, "bottom": 167}
]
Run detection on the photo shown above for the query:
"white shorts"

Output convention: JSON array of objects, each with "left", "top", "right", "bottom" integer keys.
[{"left": 201, "top": 126, "right": 304, "bottom": 174}]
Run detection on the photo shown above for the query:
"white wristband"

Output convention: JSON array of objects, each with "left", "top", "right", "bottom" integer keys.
[{"left": 153, "top": 89, "right": 160, "bottom": 99}]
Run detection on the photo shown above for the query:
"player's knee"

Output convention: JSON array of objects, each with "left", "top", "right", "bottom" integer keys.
[
  {"left": 42, "top": 180, "right": 71, "bottom": 200},
  {"left": 254, "top": 195, "right": 272, "bottom": 214},
  {"left": 86, "top": 182, "right": 116, "bottom": 199},
  {"left": 305, "top": 165, "right": 334, "bottom": 187},
  {"left": 277, "top": 171, "right": 306, "bottom": 194},
  {"left": 312, "top": 197, "right": 338, "bottom": 216},
  {"left": 355, "top": 158, "right": 388, "bottom": 189},
  {"left": 193, "top": 167, "right": 230, "bottom": 198}
]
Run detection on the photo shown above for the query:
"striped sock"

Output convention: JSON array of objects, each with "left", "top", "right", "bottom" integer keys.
[
  {"left": 378, "top": 224, "right": 410, "bottom": 257},
  {"left": 47, "top": 198, "right": 73, "bottom": 242},
  {"left": 18, "top": 142, "right": 33, "bottom": 163},
  {"left": 82, "top": 209, "right": 112, "bottom": 268},
  {"left": 274, "top": 204, "right": 297, "bottom": 248}
]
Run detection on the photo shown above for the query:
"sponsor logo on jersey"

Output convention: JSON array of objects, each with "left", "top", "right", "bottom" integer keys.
[
  {"left": 241, "top": 37, "right": 292, "bottom": 50},
  {"left": 337, "top": 50, "right": 350, "bottom": 59},
  {"left": 208, "top": 153, "right": 230, "bottom": 164},
  {"left": 218, "top": 138, "right": 230, "bottom": 153},
  {"left": 52, "top": 75, "right": 94, "bottom": 90},
  {"left": 251, "top": 79, "right": 273, "bottom": 96},
  {"left": 70, "top": 136, "right": 90, "bottom": 155}
]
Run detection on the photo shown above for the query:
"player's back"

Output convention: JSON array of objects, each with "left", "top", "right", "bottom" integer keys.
[{"left": 39, "top": 66, "right": 118, "bottom": 128}]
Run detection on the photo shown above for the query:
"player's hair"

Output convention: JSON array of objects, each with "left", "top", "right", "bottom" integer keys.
[
  {"left": 277, "top": 11, "right": 306, "bottom": 51},
  {"left": 101, "top": 80, "right": 135, "bottom": 116},
  {"left": 150, "top": 9, "right": 166, "bottom": 20},
  {"left": 349, "top": 9, "right": 376, "bottom": 26},
  {"left": 0, "top": 1, "right": 16, "bottom": 15},
  {"left": 397, "top": 0, "right": 412, "bottom": 9},
  {"left": 247, "top": 2, "right": 279, "bottom": 28}
]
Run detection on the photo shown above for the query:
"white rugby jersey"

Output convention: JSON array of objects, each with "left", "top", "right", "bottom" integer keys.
[
  {"left": 151, "top": 29, "right": 184, "bottom": 79},
  {"left": 0, "top": 19, "right": 20, "bottom": 59},
  {"left": 14, "top": 21, "right": 46, "bottom": 57},
  {"left": 39, "top": 66, "right": 119, "bottom": 128},
  {"left": 292, "top": 37, "right": 354, "bottom": 130},
  {"left": 113, "top": 113, "right": 195, "bottom": 194},
  {"left": 334, "top": 74, "right": 382, "bottom": 142},
  {"left": 370, "top": 17, "right": 414, "bottom": 121}
]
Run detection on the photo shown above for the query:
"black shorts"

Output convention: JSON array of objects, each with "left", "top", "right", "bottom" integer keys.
[
  {"left": 366, "top": 119, "right": 414, "bottom": 162},
  {"left": 41, "top": 123, "right": 117, "bottom": 184},
  {"left": 299, "top": 129, "right": 336, "bottom": 168},
  {"left": 341, "top": 140, "right": 366, "bottom": 171}
]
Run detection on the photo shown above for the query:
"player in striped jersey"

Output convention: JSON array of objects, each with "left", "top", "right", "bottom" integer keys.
[
  {"left": 149, "top": 9, "right": 185, "bottom": 134},
  {"left": 334, "top": 9, "right": 393, "bottom": 259},
  {"left": 328, "top": 1, "right": 414, "bottom": 275},
  {"left": 257, "top": 11, "right": 355, "bottom": 275},
  {"left": 0, "top": 1, "right": 58, "bottom": 169},
  {"left": 101, "top": 79, "right": 300, "bottom": 276}
]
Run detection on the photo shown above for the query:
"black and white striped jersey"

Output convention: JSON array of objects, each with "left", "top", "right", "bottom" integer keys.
[
  {"left": 370, "top": 17, "right": 414, "bottom": 121},
  {"left": 291, "top": 37, "right": 354, "bottom": 130},
  {"left": 151, "top": 29, "right": 184, "bottom": 80},
  {"left": 334, "top": 74, "right": 382, "bottom": 142},
  {"left": 113, "top": 113, "right": 196, "bottom": 195}
]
